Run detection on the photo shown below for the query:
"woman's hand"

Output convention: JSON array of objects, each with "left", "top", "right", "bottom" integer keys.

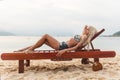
[{"left": 56, "top": 49, "right": 67, "bottom": 57}]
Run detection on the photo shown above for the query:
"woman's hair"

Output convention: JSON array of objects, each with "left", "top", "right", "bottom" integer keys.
[
  {"left": 87, "top": 26, "right": 97, "bottom": 43},
  {"left": 84, "top": 26, "right": 97, "bottom": 50}
]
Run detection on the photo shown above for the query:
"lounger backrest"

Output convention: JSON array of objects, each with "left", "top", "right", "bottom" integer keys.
[{"left": 90, "top": 29, "right": 105, "bottom": 41}]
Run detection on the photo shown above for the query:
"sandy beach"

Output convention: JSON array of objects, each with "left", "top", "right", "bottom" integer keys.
[{"left": 0, "top": 54, "right": 120, "bottom": 80}]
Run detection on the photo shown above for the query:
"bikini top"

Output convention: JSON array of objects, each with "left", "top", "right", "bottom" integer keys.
[{"left": 74, "top": 35, "right": 81, "bottom": 42}]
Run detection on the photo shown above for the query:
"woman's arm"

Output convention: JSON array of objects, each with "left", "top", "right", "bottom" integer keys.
[{"left": 56, "top": 35, "right": 87, "bottom": 56}]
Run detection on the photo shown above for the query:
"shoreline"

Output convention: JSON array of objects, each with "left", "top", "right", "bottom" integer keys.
[{"left": 0, "top": 54, "right": 120, "bottom": 80}]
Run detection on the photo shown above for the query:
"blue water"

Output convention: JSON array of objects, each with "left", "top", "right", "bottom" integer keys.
[{"left": 0, "top": 36, "right": 119, "bottom": 54}]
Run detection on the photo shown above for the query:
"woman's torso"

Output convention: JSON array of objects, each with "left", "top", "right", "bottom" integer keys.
[
  {"left": 66, "top": 38, "right": 78, "bottom": 47},
  {"left": 66, "top": 34, "right": 87, "bottom": 48}
]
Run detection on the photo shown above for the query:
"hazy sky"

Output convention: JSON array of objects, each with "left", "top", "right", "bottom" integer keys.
[{"left": 0, "top": 0, "right": 120, "bottom": 35}]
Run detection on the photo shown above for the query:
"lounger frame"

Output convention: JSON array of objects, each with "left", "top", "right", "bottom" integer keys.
[{"left": 1, "top": 29, "right": 116, "bottom": 73}]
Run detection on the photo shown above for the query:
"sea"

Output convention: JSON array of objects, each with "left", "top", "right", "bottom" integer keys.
[{"left": 0, "top": 36, "right": 119, "bottom": 54}]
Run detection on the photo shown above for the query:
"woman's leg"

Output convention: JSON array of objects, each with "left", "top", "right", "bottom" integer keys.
[
  {"left": 14, "top": 46, "right": 32, "bottom": 52},
  {"left": 27, "top": 34, "right": 60, "bottom": 51},
  {"left": 15, "top": 34, "right": 60, "bottom": 52}
]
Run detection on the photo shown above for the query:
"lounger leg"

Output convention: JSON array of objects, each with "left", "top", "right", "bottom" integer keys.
[
  {"left": 81, "top": 58, "right": 89, "bottom": 64},
  {"left": 26, "top": 60, "right": 30, "bottom": 67},
  {"left": 19, "top": 60, "right": 24, "bottom": 73},
  {"left": 94, "top": 58, "right": 99, "bottom": 62},
  {"left": 92, "top": 58, "right": 103, "bottom": 71}
]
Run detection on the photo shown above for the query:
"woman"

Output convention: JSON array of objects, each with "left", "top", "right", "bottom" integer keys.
[{"left": 15, "top": 25, "right": 97, "bottom": 57}]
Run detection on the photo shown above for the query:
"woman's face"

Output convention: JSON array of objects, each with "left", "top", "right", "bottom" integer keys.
[{"left": 83, "top": 25, "right": 89, "bottom": 35}]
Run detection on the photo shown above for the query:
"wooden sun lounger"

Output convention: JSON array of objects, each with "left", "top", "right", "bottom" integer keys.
[{"left": 1, "top": 29, "right": 116, "bottom": 73}]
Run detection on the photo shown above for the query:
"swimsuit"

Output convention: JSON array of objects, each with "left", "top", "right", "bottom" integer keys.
[
  {"left": 74, "top": 35, "right": 81, "bottom": 42},
  {"left": 59, "top": 41, "right": 69, "bottom": 50},
  {"left": 59, "top": 35, "right": 81, "bottom": 50}
]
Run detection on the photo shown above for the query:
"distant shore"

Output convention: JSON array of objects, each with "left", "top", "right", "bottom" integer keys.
[{"left": 0, "top": 30, "right": 120, "bottom": 37}]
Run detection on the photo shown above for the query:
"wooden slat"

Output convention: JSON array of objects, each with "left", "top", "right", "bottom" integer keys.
[{"left": 1, "top": 51, "right": 116, "bottom": 60}]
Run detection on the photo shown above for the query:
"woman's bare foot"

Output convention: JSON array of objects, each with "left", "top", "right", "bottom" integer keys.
[
  {"left": 13, "top": 46, "right": 32, "bottom": 52},
  {"left": 14, "top": 50, "right": 25, "bottom": 52},
  {"left": 14, "top": 48, "right": 34, "bottom": 54}
]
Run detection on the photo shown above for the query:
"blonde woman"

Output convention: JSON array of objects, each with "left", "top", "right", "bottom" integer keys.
[{"left": 15, "top": 25, "right": 97, "bottom": 57}]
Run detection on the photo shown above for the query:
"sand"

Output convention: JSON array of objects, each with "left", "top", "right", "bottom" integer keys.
[{"left": 0, "top": 54, "right": 120, "bottom": 80}]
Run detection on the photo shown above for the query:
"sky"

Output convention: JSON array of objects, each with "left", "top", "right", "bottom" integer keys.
[{"left": 0, "top": 0, "right": 120, "bottom": 36}]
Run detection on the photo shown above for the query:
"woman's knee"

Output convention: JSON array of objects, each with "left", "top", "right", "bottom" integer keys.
[{"left": 42, "top": 34, "right": 50, "bottom": 38}]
